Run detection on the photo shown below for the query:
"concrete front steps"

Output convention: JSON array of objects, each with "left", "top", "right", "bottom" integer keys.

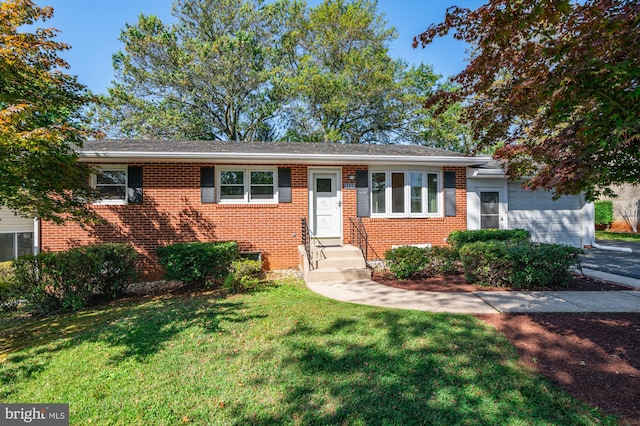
[{"left": 299, "top": 244, "right": 372, "bottom": 283}]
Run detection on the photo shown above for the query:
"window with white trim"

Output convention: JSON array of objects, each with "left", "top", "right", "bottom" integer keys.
[
  {"left": 370, "top": 169, "right": 441, "bottom": 217},
  {"left": 218, "top": 168, "right": 277, "bottom": 203},
  {"left": 0, "top": 232, "right": 33, "bottom": 261},
  {"left": 92, "top": 165, "right": 127, "bottom": 204}
]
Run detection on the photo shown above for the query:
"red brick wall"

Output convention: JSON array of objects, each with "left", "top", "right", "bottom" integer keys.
[
  {"left": 342, "top": 166, "right": 467, "bottom": 261},
  {"left": 41, "top": 163, "right": 468, "bottom": 279},
  {"left": 41, "top": 163, "right": 309, "bottom": 279}
]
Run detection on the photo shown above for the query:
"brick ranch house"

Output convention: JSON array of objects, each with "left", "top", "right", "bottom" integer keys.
[{"left": 32, "top": 140, "right": 594, "bottom": 279}]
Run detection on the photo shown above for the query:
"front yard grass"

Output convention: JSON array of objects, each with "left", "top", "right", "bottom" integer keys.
[
  {"left": 0, "top": 277, "right": 616, "bottom": 425},
  {"left": 596, "top": 230, "right": 640, "bottom": 242}
]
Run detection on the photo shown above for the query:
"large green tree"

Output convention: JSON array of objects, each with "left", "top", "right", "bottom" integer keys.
[
  {"left": 285, "top": 0, "right": 402, "bottom": 143},
  {"left": 395, "top": 64, "right": 473, "bottom": 152},
  {"left": 0, "top": 0, "right": 97, "bottom": 222},
  {"left": 97, "top": 0, "right": 303, "bottom": 141},
  {"left": 415, "top": 0, "right": 640, "bottom": 199},
  {"left": 98, "top": 0, "right": 469, "bottom": 147}
]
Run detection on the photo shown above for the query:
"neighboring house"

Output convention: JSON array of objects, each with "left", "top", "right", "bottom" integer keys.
[
  {"left": 0, "top": 208, "right": 38, "bottom": 262},
  {"left": 603, "top": 183, "right": 639, "bottom": 233},
  {"left": 38, "top": 140, "right": 595, "bottom": 279}
]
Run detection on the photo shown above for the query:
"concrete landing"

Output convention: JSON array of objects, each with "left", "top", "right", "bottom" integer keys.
[{"left": 301, "top": 245, "right": 372, "bottom": 283}]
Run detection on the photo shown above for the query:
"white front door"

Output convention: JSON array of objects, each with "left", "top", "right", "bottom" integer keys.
[{"left": 311, "top": 171, "right": 342, "bottom": 238}]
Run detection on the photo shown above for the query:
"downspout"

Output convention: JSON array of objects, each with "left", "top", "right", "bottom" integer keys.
[
  {"left": 592, "top": 242, "right": 633, "bottom": 253},
  {"left": 33, "top": 218, "right": 40, "bottom": 255},
  {"left": 584, "top": 199, "right": 632, "bottom": 252}
]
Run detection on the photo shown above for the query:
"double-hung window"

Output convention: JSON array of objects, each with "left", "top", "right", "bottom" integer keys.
[
  {"left": 219, "top": 168, "right": 277, "bottom": 203},
  {"left": 92, "top": 165, "right": 127, "bottom": 204},
  {"left": 370, "top": 169, "right": 441, "bottom": 217}
]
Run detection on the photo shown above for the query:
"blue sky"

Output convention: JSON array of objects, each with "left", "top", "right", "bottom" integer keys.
[{"left": 45, "top": 0, "right": 484, "bottom": 94}]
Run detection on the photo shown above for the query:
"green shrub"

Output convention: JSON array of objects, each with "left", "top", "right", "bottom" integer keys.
[
  {"left": 447, "top": 229, "right": 531, "bottom": 252},
  {"left": 0, "top": 261, "right": 14, "bottom": 291},
  {"left": 12, "top": 255, "right": 54, "bottom": 314},
  {"left": 594, "top": 201, "right": 613, "bottom": 227},
  {"left": 459, "top": 240, "right": 583, "bottom": 289},
  {"left": 157, "top": 241, "right": 239, "bottom": 286},
  {"left": 0, "top": 261, "right": 18, "bottom": 311},
  {"left": 384, "top": 246, "right": 430, "bottom": 280},
  {"left": 11, "top": 244, "right": 138, "bottom": 315},
  {"left": 429, "top": 246, "right": 461, "bottom": 275},
  {"left": 224, "top": 259, "right": 264, "bottom": 293}
]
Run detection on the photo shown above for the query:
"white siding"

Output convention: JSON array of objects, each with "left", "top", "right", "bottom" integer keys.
[
  {"left": 466, "top": 168, "right": 594, "bottom": 248},
  {"left": 0, "top": 208, "right": 34, "bottom": 233},
  {"left": 507, "top": 183, "right": 589, "bottom": 247}
]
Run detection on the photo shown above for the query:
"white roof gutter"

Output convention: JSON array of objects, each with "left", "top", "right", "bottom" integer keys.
[{"left": 79, "top": 151, "right": 493, "bottom": 166}]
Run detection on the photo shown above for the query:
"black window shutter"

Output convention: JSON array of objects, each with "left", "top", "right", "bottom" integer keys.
[
  {"left": 443, "top": 171, "right": 456, "bottom": 217},
  {"left": 201, "top": 167, "right": 215, "bottom": 203},
  {"left": 278, "top": 167, "right": 292, "bottom": 203},
  {"left": 127, "top": 166, "right": 143, "bottom": 203},
  {"left": 355, "top": 170, "right": 370, "bottom": 217}
]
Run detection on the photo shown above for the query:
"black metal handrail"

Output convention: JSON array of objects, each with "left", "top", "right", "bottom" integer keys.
[
  {"left": 301, "top": 218, "right": 314, "bottom": 270},
  {"left": 349, "top": 217, "right": 384, "bottom": 270}
]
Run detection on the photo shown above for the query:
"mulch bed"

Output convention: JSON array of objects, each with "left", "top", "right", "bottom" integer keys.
[
  {"left": 373, "top": 272, "right": 640, "bottom": 424},
  {"left": 372, "top": 271, "right": 633, "bottom": 292}
]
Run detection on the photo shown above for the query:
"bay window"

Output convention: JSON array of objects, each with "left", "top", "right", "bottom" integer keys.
[
  {"left": 410, "top": 172, "right": 423, "bottom": 214},
  {"left": 370, "top": 169, "right": 441, "bottom": 217},
  {"left": 372, "top": 172, "right": 386, "bottom": 214},
  {"left": 391, "top": 172, "right": 405, "bottom": 213}
]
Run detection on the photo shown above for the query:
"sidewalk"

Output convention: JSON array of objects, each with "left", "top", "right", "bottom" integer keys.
[{"left": 307, "top": 274, "right": 640, "bottom": 314}]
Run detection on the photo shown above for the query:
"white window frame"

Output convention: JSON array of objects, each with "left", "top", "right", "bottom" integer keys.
[
  {"left": 217, "top": 166, "right": 278, "bottom": 204},
  {"left": 369, "top": 168, "right": 442, "bottom": 218},
  {"left": 91, "top": 165, "right": 128, "bottom": 205}
]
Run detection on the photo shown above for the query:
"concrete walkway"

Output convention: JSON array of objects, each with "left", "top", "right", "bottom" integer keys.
[{"left": 307, "top": 273, "right": 640, "bottom": 314}]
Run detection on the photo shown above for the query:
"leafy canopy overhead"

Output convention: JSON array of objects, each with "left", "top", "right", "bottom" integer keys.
[
  {"left": 415, "top": 0, "right": 640, "bottom": 199},
  {"left": 285, "top": 0, "right": 400, "bottom": 143},
  {"left": 0, "top": 0, "right": 98, "bottom": 222},
  {"left": 97, "top": 0, "right": 472, "bottom": 149},
  {"left": 96, "top": 0, "right": 303, "bottom": 141}
]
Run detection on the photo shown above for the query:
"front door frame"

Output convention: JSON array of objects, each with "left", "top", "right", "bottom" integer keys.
[
  {"left": 308, "top": 167, "right": 343, "bottom": 240},
  {"left": 476, "top": 185, "right": 508, "bottom": 229}
]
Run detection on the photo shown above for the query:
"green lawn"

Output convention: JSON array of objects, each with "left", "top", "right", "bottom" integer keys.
[
  {"left": 0, "top": 277, "right": 616, "bottom": 425},
  {"left": 596, "top": 230, "right": 640, "bottom": 243}
]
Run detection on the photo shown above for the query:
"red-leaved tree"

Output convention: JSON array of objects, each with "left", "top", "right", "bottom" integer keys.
[{"left": 415, "top": 0, "right": 639, "bottom": 199}]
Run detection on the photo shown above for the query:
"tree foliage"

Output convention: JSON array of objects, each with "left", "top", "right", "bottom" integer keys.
[
  {"left": 415, "top": 0, "right": 640, "bottom": 199},
  {"left": 96, "top": 0, "right": 303, "bottom": 141},
  {"left": 285, "top": 0, "right": 400, "bottom": 143},
  {"left": 395, "top": 64, "right": 473, "bottom": 151},
  {"left": 0, "top": 0, "right": 98, "bottom": 222},
  {"left": 97, "top": 0, "right": 471, "bottom": 149}
]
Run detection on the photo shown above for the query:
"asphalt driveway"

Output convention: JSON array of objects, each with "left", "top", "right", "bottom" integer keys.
[{"left": 580, "top": 240, "right": 640, "bottom": 280}]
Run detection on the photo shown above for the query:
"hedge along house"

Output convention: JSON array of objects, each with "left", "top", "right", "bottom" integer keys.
[{"left": 38, "top": 140, "right": 594, "bottom": 280}]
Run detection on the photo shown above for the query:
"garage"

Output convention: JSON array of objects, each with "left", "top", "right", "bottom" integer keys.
[
  {"left": 507, "top": 182, "right": 591, "bottom": 247},
  {"left": 467, "top": 167, "right": 594, "bottom": 248}
]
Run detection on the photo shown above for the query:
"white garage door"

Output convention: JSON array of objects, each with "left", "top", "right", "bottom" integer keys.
[{"left": 507, "top": 183, "right": 584, "bottom": 247}]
